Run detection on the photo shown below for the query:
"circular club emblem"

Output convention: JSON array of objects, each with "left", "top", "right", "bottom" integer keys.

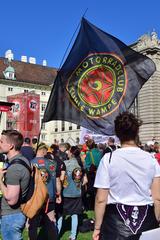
[
  {"left": 66, "top": 53, "right": 128, "bottom": 118},
  {"left": 72, "top": 167, "right": 83, "bottom": 183},
  {"left": 40, "top": 168, "right": 50, "bottom": 183}
]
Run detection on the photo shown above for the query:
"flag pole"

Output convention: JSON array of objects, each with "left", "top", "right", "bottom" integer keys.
[
  {"left": 35, "top": 120, "right": 43, "bottom": 154},
  {"left": 56, "top": 8, "right": 88, "bottom": 91},
  {"left": 59, "top": 8, "right": 88, "bottom": 69},
  {"left": 38, "top": 9, "right": 88, "bottom": 147}
]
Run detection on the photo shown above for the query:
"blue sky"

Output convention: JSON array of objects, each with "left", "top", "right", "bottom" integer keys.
[{"left": 0, "top": 0, "right": 160, "bottom": 68}]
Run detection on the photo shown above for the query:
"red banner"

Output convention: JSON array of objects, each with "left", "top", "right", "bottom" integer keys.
[
  {"left": 7, "top": 92, "right": 40, "bottom": 139},
  {"left": 0, "top": 105, "right": 11, "bottom": 112},
  {"left": 27, "top": 95, "right": 40, "bottom": 133}
]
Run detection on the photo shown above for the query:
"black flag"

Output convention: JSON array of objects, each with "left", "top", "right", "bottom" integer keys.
[{"left": 43, "top": 18, "right": 156, "bottom": 135}]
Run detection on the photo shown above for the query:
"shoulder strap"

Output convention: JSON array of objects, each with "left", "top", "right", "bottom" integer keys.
[
  {"left": 109, "top": 151, "right": 112, "bottom": 164},
  {"left": 90, "top": 151, "right": 95, "bottom": 165},
  {"left": 9, "top": 159, "right": 32, "bottom": 174},
  {"left": 108, "top": 146, "right": 113, "bottom": 152}
]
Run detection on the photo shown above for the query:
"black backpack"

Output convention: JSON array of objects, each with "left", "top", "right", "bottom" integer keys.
[{"left": 79, "top": 218, "right": 95, "bottom": 233}]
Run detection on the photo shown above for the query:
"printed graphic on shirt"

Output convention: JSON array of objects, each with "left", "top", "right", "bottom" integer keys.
[
  {"left": 49, "top": 164, "right": 55, "bottom": 172},
  {"left": 48, "top": 160, "right": 56, "bottom": 177},
  {"left": 38, "top": 159, "right": 45, "bottom": 165},
  {"left": 33, "top": 159, "right": 56, "bottom": 183},
  {"left": 72, "top": 167, "right": 83, "bottom": 183},
  {"left": 72, "top": 167, "right": 83, "bottom": 189},
  {"left": 63, "top": 175, "right": 68, "bottom": 188},
  {"left": 39, "top": 168, "right": 50, "bottom": 183},
  {"left": 116, "top": 204, "right": 148, "bottom": 234}
]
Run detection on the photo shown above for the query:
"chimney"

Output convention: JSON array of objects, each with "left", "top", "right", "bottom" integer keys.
[
  {"left": 29, "top": 57, "right": 36, "bottom": 64},
  {"left": 5, "top": 49, "right": 14, "bottom": 61},
  {"left": 42, "top": 59, "right": 47, "bottom": 66},
  {"left": 21, "top": 56, "right": 27, "bottom": 62}
]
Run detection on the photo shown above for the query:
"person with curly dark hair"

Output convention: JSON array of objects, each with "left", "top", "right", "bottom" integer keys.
[{"left": 93, "top": 112, "right": 160, "bottom": 240}]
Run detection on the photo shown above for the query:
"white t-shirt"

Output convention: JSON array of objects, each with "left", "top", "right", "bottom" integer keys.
[{"left": 94, "top": 147, "right": 160, "bottom": 205}]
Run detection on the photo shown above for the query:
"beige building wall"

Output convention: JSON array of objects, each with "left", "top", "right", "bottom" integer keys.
[
  {"left": 47, "top": 121, "right": 80, "bottom": 145},
  {"left": 132, "top": 31, "right": 160, "bottom": 143}
]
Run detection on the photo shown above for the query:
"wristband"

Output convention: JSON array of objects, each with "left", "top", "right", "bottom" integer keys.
[{"left": 94, "top": 227, "right": 100, "bottom": 230}]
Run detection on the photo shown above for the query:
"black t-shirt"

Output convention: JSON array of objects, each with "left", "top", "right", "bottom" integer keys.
[
  {"left": 58, "top": 150, "right": 68, "bottom": 161},
  {"left": 54, "top": 156, "right": 66, "bottom": 174},
  {"left": 20, "top": 146, "right": 35, "bottom": 161},
  {"left": 45, "top": 154, "right": 64, "bottom": 177}
]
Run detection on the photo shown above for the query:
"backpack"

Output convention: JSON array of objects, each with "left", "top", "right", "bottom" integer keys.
[
  {"left": 9, "top": 159, "right": 49, "bottom": 219},
  {"left": 79, "top": 218, "right": 95, "bottom": 233}
]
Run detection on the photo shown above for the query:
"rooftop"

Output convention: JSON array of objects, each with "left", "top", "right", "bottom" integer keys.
[{"left": 0, "top": 57, "right": 57, "bottom": 86}]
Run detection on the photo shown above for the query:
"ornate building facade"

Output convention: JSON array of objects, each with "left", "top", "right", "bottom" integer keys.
[
  {"left": 0, "top": 31, "right": 160, "bottom": 145},
  {"left": 132, "top": 31, "right": 160, "bottom": 143}
]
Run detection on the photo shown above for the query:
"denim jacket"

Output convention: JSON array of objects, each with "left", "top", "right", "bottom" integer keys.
[
  {"left": 31, "top": 157, "right": 57, "bottom": 202},
  {"left": 63, "top": 158, "right": 82, "bottom": 198}
]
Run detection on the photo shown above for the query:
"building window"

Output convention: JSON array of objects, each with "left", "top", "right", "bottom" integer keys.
[
  {"left": 76, "top": 137, "right": 80, "bottom": 144},
  {"left": 54, "top": 121, "right": 58, "bottom": 132},
  {"left": 77, "top": 125, "right": 80, "bottom": 129},
  {"left": 9, "top": 72, "right": 15, "bottom": 79},
  {"left": 9, "top": 73, "right": 12, "bottom": 78},
  {"left": 8, "top": 87, "right": 13, "bottom": 92},
  {"left": 61, "top": 138, "right": 64, "bottom": 143},
  {"left": 61, "top": 121, "right": 65, "bottom": 131},
  {"left": 7, "top": 121, "right": 13, "bottom": 129},
  {"left": 69, "top": 123, "right": 72, "bottom": 131},
  {"left": 41, "top": 91, "right": 46, "bottom": 96},
  {"left": 41, "top": 103, "right": 46, "bottom": 112},
  {"left": 41, "top": 133, "right": 46, "bottom": 141},
  {"left": 130, "top": 97, "right": 138, "bottom": 117},
  {"left": 41, "top": 120, "right": 45, "bottom": 130},
  {"left": 24, "top": 89, "right": 29, "bottom": 93}
]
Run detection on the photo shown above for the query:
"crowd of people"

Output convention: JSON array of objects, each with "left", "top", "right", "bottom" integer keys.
[{"left": 0, "top": 112, "right": 160, "bottom": 240}]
